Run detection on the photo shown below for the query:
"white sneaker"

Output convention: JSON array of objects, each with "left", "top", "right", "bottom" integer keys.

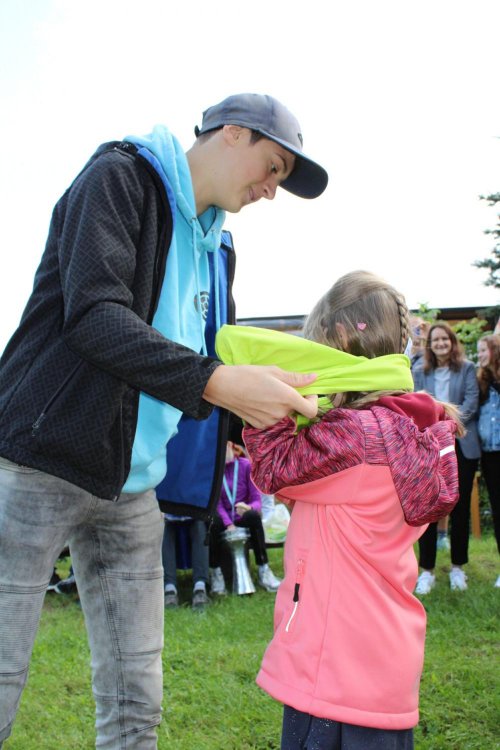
[
  {"left": 415, "top": 571, "right": 435, "bottom": 595},
  {"left": 449, "top": 567, "right": 468, "bottom": 591},
  {"left": 437, "top": 534, "right": 450, "bottom": 551},
  {"left": 209, "top": 567, "right": 226, "bottom": 595},
  {"left": 258, "top": 566, "right": 282, "bottom": 592},
  {"left": 495, "top": 575, "right": 500, "bottom": 589}
]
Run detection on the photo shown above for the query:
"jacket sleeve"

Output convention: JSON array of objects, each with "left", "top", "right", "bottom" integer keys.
[
  {"left": 455, "top": 361, "right": 480, "bottom": 425},
  {"left": 412, "top": 365, "right": 424, "bottom": 391},
  {"left": 243, "top": 411, "right": 365, "bottom": 494},
  {"left": 217, "top": 493, "right": 233, "bottom": 528},
  {"left": 241, "top": 460, "right": 262, "bottom": 511},
  {"left": 56, "top": 152, "right": 218, "bottom": 419}
]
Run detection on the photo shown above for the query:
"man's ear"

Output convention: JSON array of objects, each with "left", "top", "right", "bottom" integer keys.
[{"left": 222, "top": 124, "right": 244, "bottom": 146}]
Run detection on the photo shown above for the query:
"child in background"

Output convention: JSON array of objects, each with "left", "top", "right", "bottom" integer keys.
[
  {"left": 240, "top": 271, "right": 462, "bottom": 750},
  {"left": 209, "top": 441, "right": 281, "bottom": 594}
]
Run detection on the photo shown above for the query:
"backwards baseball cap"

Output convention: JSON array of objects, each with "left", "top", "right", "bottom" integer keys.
[{"left": 194, "top": 93, "right": 328, "bottom": 199}]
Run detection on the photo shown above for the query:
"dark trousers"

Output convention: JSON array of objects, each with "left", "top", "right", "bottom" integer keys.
[
  {"left": 281, "top": 706, "right": 414, "bottom": 750},
  {"left": 481, "top": 450, "right": 500, "bottom": 555},
  {"left": 162, "top": 519, "right": 209, "bottom": 586},
  {"left": 210, "top": 509, "right": 268, "bottom": 567},
  {"left": 418, "top": 442, "right": 478, "bottom": 569}
]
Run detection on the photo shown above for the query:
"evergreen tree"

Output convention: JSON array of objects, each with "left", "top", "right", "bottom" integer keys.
[{"left": 474, "top": 192, "right": 500, "bottom": 288}]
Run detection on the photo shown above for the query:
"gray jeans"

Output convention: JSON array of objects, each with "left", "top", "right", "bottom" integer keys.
[{"left": 0, "top": 458, "right": 164, "bottom": 749}]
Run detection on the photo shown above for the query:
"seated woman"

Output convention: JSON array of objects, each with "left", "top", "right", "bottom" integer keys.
[{"left": 209, "top": 441, "right": 281, "bottom": 594}]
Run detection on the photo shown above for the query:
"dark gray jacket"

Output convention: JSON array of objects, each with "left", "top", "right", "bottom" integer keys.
[
  {"left": 412, "top": 360, "right": 481, "bottom": 459},
  {"left": 0, "top": 142, "right": 225, "bottom": 499}
]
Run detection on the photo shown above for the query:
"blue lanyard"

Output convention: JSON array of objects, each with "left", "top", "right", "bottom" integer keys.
[{"left": 223, "top": 459, "right": 239, "bottom": 512}]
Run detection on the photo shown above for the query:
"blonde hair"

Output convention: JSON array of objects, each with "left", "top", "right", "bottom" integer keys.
[{"left": 303, "top": 270, "right": 411, "bottom": 409}]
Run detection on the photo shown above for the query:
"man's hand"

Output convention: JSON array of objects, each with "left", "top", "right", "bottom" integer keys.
[{"left": 203, "top": 365, "right": 318, "bottom": 429}]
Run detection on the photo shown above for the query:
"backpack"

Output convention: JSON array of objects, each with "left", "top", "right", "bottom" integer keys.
[{"left": 155, "top": 230, "right": 236, "bottom": 520}]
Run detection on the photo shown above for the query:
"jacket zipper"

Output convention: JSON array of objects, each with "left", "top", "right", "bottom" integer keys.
[
  {"left": 31, "top": 361, "right": 83, "bottom": 437},
  {"left": 285, "top": 558, "right": 305, "bottom": 632}
]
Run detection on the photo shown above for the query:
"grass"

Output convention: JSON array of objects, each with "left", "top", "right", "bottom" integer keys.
[{"left": 4, "top": 536, "right": 499, "bottom": 749}]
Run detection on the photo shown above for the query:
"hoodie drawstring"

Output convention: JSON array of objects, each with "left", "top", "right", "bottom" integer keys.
[
  {"left": 192, "top": 223, "right": 222, "bottom": 357},
  {"left": 212, "top": 229, "right": 221, "bottom": 334},
  {"left": 192, "top": 218, "right": 208, "bottom": 357}
]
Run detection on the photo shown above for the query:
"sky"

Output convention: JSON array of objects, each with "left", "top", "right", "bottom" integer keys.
[{"left": 1, "top": 0, "right": 499, "bottom": 352}]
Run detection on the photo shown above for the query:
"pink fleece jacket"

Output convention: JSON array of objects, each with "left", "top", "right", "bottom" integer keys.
[{"left": 243, "top": 393, "right": 458, "bottom": 730}]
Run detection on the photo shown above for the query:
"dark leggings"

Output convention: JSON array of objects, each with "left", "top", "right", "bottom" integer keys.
[
  {"left": 209, "top": 509, "right": 268, "bottom": 566},
  {"left": 481, "top": 450, "right": 500, "bottom": 555},
  {"left": 281, "top": 706, "right": 414, "bottom": 750},
  {"left": 418, "top": 441, "right": 478, "bottom": 569}
]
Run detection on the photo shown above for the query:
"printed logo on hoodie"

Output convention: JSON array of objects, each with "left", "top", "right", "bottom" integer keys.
[{"left": 195, "top": 291, "right": 210, "bottom": 321}]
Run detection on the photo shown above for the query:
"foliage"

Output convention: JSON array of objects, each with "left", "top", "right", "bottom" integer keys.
[
  {"left": 4, "top": 540, "right": 500, "bottom": 750},
  {"left": 416, "top": 302, "right": 441, "bottom": 324},
  {"left": 452, "top": 317, "right": 490, "bottom": 362},
  {"left": 474, "top": 192, "right": 500, "bottom": 289}
]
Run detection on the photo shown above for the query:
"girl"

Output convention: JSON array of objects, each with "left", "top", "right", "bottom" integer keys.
[
  {"left": 221, "top": 271, "right": 462, "bottom": 750},
  {"left": 209, "top": 441, "right": 281, "bottom": 594},
  {"left": 477, "top": 333, "right": 500, "bottom": 587},
  {"left": 412, "top": 323, "right": 480, "bottom": 593}
]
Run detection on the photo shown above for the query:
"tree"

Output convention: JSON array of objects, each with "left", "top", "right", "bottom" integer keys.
[
  {"left": 452, "top": 318, "right": 490, "bottom": 363},
  {"left": 474, "top": 192, "right": 500, "bottom": 289}
]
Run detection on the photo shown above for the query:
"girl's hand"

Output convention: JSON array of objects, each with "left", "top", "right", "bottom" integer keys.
[
  {"left": 226, "top": 524, "right": 236, "bottom": 531},
  {"left": 235, "top": 502, "right": 251, "bottom": 514}
]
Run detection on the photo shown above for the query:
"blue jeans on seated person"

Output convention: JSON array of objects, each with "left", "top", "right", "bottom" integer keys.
[{"left": 0, "top": 457, "right": 164, "bottom": 749}]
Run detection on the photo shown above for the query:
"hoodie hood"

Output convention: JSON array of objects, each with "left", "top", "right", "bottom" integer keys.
[
  {"left": 122, "top": 125, "right": 225, "bottom": 493},
  {"left": 376, "top": 392, "right": 447, "bottom": 430},
  {"left": 366, "top": 394, "right": 459, "bottom": 526}
]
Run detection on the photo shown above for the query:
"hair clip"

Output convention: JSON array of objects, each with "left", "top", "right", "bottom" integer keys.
[{"left": 357, "top": 322, "right": 367, "bottom": 331}]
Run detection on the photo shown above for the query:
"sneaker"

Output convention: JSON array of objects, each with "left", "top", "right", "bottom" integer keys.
[
  {"left": 449, "top": 568, "right": 468, "bottom": 591},
  {"left": 164, "top": 589, "right": 179, "bottom": 609},
  {"left": 209, "top": 567, "right": 227, "bottom": 596},
  {"left": 258, "top": 566, "right": 282, "bottom": 592},
  {"left": 192, "top": 588, "right": 210, "bottom": 611},
  {"left": 437, "top": 534, "right": 450, "bottom": 551},
  {"left": 56, "top": 573, "right": 77, "bottom": 594},
  {"left": 47, "top": 571, "right": 62, "bottom": 592},
  {"left": 415, "top": 571, "right": 435, "bottom": 595},
  {"left": 495, "top": 575, "right": 500, "bottom": 589}
]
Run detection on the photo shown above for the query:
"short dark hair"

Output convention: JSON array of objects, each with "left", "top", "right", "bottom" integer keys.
[{"left": 196, "top": 126, "right": 264, "bottom": 145}]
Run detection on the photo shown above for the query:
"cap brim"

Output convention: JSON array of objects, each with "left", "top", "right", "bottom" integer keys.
[{"left": 259, "top": 131, "right": 328, "bottom": 199}]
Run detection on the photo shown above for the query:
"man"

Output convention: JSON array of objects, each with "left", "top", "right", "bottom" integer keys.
[{"left": 0, "top": 93, "right": 327, "bottom": 748}]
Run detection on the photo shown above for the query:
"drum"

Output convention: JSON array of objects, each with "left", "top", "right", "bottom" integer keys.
[{"left": 222, "top": 527, "right": 256, "bottom": 595}]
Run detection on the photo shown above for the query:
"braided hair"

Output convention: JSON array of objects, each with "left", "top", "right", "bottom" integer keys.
[{"left": 302, "top": 270, "right": 411, "bottom": 409}]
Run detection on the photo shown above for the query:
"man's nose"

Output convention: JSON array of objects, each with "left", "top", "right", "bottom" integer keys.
[{"left": 262, "top": 178, "right": 278, "bottom": 200}]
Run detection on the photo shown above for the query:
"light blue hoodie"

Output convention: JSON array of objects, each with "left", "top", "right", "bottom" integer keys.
[{"left": 122, "top": 125, "right": 225, "bottom": 492}]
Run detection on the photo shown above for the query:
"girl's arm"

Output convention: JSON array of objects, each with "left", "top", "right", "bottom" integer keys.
[
  {"left": 216, "top": 497, "right": 233, "bottom": 528},
  {"left": 243, "top": 411, "right": 364, "bottom": 495},
  {"left": 245, "top": 465, "right": 263, "bottom": 512}
]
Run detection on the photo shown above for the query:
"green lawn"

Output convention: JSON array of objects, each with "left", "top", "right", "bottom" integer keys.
[{"left": 4, "top": 536, "right": 499, "bottom": 749}]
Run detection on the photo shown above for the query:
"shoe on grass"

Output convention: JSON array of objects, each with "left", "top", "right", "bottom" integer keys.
[
  {"left": 209, "top": 567, "right": 227, "bottom": 596},
  {"left": 164, "top": 588, "right": 179, "bottom": 609},
  {"left": 258, "top": 565, "right": 282, "bottom": 592},
  {"left": 56, "top": 573, "right": 77, "bottom": 594},
  {"left": 449, "top": 567, "right": 468, "bottom": 591},
  {"left": 47, "top": 571, "right": 62, "bottom": 592},
  {"left": 437, "top": 534, "right": 450, "bottom": 551},
  {"left": 495, "top": 574, "right": 500, "bottom": 589},
  {"left": 415, "top": 570, "right": 435, "bottom": 595},
  {"left": 192, "top": 588, "right": 210, "bottom": 611}
]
